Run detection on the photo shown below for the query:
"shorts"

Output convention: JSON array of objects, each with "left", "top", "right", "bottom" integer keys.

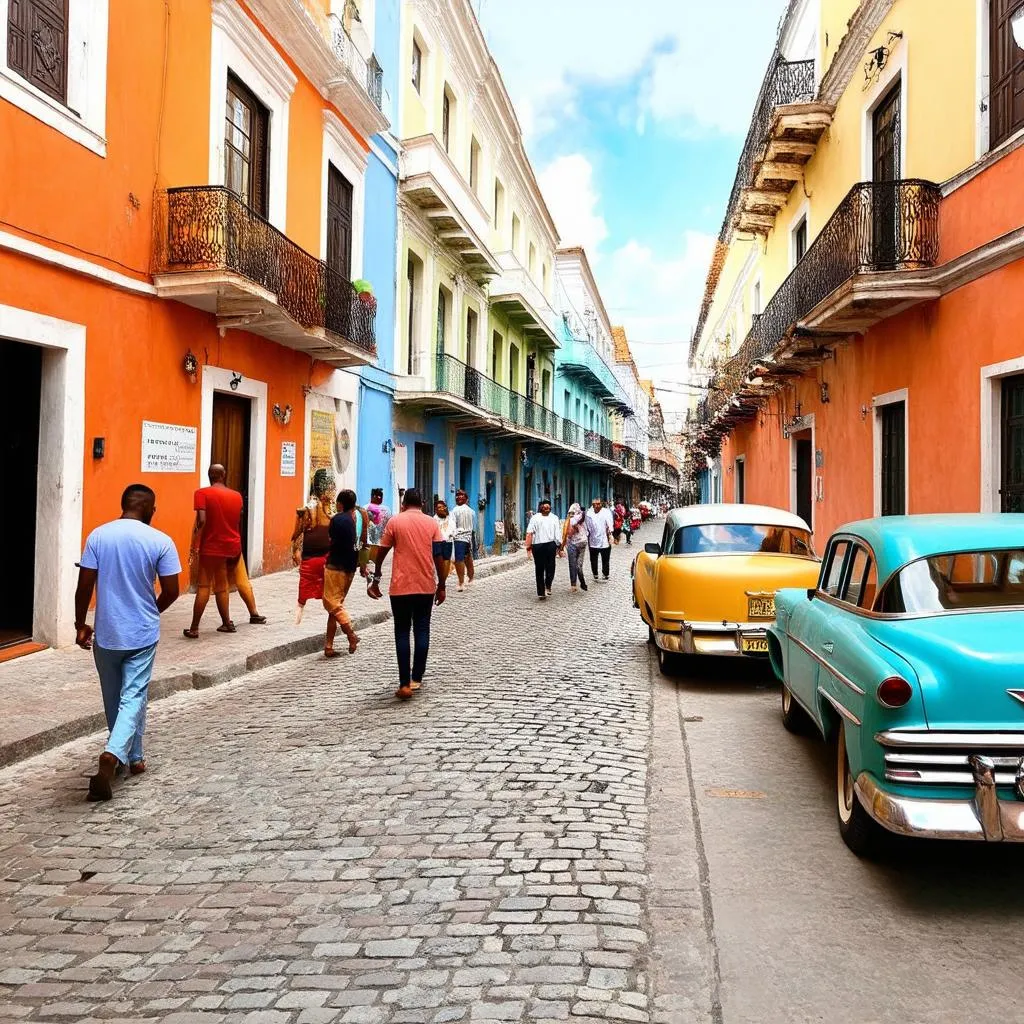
[
  {"left": 454, "top": 540, "right": 472, "bottom": 562},
  {"left": 433, "top": 540, "right": 454, "bottom": 560},
  {"left": 194, "top": 553, "right": 247, "bottom": 595},
  {"left": 323, "top": 567, "right": 355, "bottom": 611}
]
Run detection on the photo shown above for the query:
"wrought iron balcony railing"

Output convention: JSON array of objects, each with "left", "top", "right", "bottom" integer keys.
[
  {"left": 154, "top": 186, "right": 375, "bottom": 353},
  {"left": 433, "top": 353, "right": 640, "bottom": 467},
  {"left": 557, "top": 331, "right": 634, "bottom": 413},
  {"left": 329, "top": 14, "right": 384, "bottom": 111},
  {"left": 704, "top": 178, "right": 941, "bottom": 426}
]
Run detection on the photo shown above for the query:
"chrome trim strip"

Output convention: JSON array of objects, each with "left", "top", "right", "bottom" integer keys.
[
  {"left": 787, "top": 632, "right": 866, "bottom": 695},
  {"left": 818, "top": 687, "right": 861, "bottom": 726},
  {"left": 876, "top": 730, "right": 1024, "bottom": 749},
  {"left": 885, "top": 752, "right": 1024, "bottom": 767}
]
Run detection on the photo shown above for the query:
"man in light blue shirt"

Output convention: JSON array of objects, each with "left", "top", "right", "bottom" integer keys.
[
  {"left": 75, "top": 484, "right": 181, "bottom": 802},
  {"left": 585, "top": 498, "right": 615, "bottom": 581}
]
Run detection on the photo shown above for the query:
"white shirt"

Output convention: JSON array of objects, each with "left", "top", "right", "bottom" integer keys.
[
  {"left": 585, "top": 507, "right": 614, "bottom": 549},
  {"left": 451, "top": 503, "right": 475, "bottom": 542},
  {"left": 526, "top": 512, "right": 562, "bottom": 545},
  {"left": 434, "top": 515, "right": 456, "bottom": 543}
]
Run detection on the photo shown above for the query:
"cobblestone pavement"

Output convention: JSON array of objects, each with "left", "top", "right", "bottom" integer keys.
[{"left": 0, "top": 535, "right": 658, "bottom": 1024}]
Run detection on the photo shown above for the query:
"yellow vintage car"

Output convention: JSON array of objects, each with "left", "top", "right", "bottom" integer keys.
[{"left": 632, "top": 504, "right": 820, "bottom": 673}]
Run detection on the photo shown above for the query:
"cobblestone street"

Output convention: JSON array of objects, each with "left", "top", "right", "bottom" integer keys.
[{"left": 0, "top": 544, "right": 659, "bottom": 1024}]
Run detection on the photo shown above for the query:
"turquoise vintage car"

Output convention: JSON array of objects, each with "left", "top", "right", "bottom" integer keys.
[{"left": 768, "top": 514, "right": 1024, "bottom": 855}]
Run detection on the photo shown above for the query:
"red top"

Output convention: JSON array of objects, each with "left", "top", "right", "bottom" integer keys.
[
  {"left": 380, "top": 508, "right": 442, "bottom": 596},
  {"left": 194, "top": 485, "right": 243, "bottom": 558}
]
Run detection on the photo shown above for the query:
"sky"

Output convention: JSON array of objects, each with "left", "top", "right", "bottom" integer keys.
[{"left": 477, "top": 0, "right": 790, "bottom": 424}]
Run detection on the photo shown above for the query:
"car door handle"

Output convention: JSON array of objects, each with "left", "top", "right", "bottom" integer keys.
[{"left": 821, "top": 641, "right": 834, "bottom": 655}]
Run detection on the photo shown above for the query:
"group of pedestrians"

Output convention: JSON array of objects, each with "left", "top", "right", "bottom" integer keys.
[{"left": 525, "top": 497, "right": 617, "bottom": 600}]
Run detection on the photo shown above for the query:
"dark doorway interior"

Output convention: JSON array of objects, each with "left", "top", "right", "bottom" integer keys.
[
  {"left": 414, "top": 442, "right": 434, "bottom": 504},
  {"left": 735, "top": 458, "right": 745, "bottom": 503},
  {"left": 880, "top": 401, "right": 906, "bottom": 516},
  {"left": 872, "top": 82, "right": 901, "bottom": 268},
  {"left": 459, "top": 456, "right": 473, "bottom": 496},
  {"left": 0, "top": 340, "right": 42, "bottom": 647},
  {"left": 1001, "top": 375, "right": 1024, "bottom": 512},
  {"left": 794, "top": 432, "right": 813, "bottom": 531},
  {"left": 211, "top": 392, "right": 252, "bottom": 563}
]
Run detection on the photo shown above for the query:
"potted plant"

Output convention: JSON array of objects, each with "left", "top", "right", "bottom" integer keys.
[{"left": 353, "top": 279, "right": 377, "bottom": 313}]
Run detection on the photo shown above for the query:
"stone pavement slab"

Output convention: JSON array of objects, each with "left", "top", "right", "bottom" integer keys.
[{"left": 0, "top": 551, "right": 523, "bottom": 768}]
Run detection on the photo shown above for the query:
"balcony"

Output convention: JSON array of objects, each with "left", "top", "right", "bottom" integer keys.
[
  {"left": 401, "top": 136, "right": 500, "bottom": 283},
  {"left": 328, "top": 14, "right": 388, "bottom": 137},
  {"left": 489, "top": 252, "right": 560, "bottom": 350},
  {"left": 396, "top": 354, "right": 620, "bottom": 468},
  {"left": 613, "top": 444, "right": 648, "bottom": 478},
  {"left": 557, "top": 332, "right": 634, "bottom": 414},
  {"left": 153, "top": 187, "right": 376, "bottom": 367},
  {"left": 725, "top": 57, "right": 833, "bottom": 237},
  {"left": 694, "top": 179, "right": 941, "bottom": 450}
]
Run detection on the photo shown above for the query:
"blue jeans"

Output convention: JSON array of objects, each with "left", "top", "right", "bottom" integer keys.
[
  {"left": 93, "top": 643, "right": 157, "bottom": 765},
  {"left": 390, "top": 594, "right": 433, "bottom": 686}
]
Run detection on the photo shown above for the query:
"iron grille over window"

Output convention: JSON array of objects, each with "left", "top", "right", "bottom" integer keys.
[{"left": 7, "top": 0, "right": 68, "bottom": 103}]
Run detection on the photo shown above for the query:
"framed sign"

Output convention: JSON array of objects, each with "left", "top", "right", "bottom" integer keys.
[
  {"left": 280, "top": 441, "right": 296, "bottom": 477},
  {"left": 141, "top": 421, "right": 197, "bottom": 473}
]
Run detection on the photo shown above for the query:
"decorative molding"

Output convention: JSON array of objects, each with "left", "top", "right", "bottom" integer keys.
[
  {"left": 324, "top": 109, "right": 370, "bottom": 171},
  {"left": 212, "top": 0, "right": 298, "bottom": 101},
  {"left": 819, "top": 0, "right": 895, "bottom": 107}
]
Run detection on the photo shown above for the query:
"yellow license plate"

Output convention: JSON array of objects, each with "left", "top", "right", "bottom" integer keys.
[
  {"left": 742, "top": 637, "right": 769, "bottom": 654},
  {"left": 747, "top": 596, "right": 776, "bottom": 619}
]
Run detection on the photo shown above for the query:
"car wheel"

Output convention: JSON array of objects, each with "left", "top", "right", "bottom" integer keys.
[
  {"left": 835, "top": 722, "right": 883, "bottom": 857},
  {"left": 780, "top": 682, "right": 813, "bottom": 735},
  {"left": 657, "top": 645, "right": 677, "bottom": 676}
]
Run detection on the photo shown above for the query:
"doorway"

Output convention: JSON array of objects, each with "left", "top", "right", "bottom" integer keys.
[
  {"left": 0, "top": 340, "right": 42, "bottom": 647},
  {"left": 414, "top": 442, "right": 434, "bottom": 503},
  {"left": 735, "top": 456, "right": 746, "bottom": 504},
  {"left": 459, "top": 455, "right": 473, "bottom": 496},
  {"left": 1001, "top": 374, "right": 1024, "bottom": 512},
  {"left": 872, "top": 82, "right": 901, "bottom": 268},
  {"left": 327, "top": 164, "right": 353, "bottom": 285},
  {"left": 792, "top": 429, "right": 813, "bottom": 530},
  {"left": 879, "top": 401, "right": 906, "bottom": 515},
  {"left": 211, "top": 392, "right": 252, "bottom": 563}
]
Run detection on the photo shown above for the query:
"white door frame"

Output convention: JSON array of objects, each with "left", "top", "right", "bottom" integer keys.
[
  {"left": 0, "top": 304, "right": 85, "bottom": 647},
  {"left": 200, "top": 365, "right": 267, "bottom": 575},
  {"left": 981, "top": 357, "right": 1024, "bottom": 512},
  {"left": 872, "top": 388, "right": 909, "bottom": 517},
  {"left": 734, "top": 454, "right": 746, "bottom": 503}
]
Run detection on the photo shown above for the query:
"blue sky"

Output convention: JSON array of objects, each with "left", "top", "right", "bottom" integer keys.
[{"left": 478, "top": 0, "right": 789, "bottom": 419}]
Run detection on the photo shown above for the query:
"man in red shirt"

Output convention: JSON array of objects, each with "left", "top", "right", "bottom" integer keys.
[
  {"left": 368, "top": 488, "right": 446, "bottom": 700},
  {"left": 183, "top": 464, "right": 266, "bottom": 637}
]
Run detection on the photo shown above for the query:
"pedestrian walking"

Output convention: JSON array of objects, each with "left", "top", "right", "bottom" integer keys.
[
  {"left": 561, "top": 502, "right": 589, "bottom": 592},
  {"left": 368, "top": 488, "right": 446, "bottom": 700},
  {"left": 585, "top": 497, "right": 615, "bottom": 581},
  {"left": 291, "top": 469, "right": 334, "bottom": 623},
  {"left": 613, "top": 500, "right": 626, "bottom": 545},
  {"left": 323, "top": 489, "right": 360, "bottom": 657},
  {"left": 184, "top": 464, "right": 266, "bottom": 637},
  {"left": 525, "top": 499, "right": 561, "bottom": 600},
  {"left": 74, "top": 484, "right": 181, "bottom": 801},
  {"left": 451, "top": 489, "right": 476, "bottom": 590},
  {"left": 621, "top": 502, "right": 634, "bottom": 546},
  {"left": 433, "top": 498, "right": 455, "bottom": 582}
]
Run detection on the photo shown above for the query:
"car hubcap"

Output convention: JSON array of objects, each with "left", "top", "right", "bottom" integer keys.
[{"left": 837, "top": 728, "right": 854, "bottom": 823}]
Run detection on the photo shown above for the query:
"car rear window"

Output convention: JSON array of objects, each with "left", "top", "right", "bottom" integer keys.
[
  {"left": 879, "top": 549, "right": 1024, "bottom": 613},
  {"left": 668, "top": 524, "right": 815, "bottom": 557}
]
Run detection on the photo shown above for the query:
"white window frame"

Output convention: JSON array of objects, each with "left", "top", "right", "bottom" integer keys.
[
  {"left": 319, "top": 110, "right": 368, "bottom": 280},
  {"left": 0, "top": 0, "right": 109, "bottom": 156},
  {"left": 209, "top": 0, "right": 296, "bottom": 231},
  {"left": 981, "top": 356, "right": 1024, "bottom": 512},
  {"left": 872, "top": 388, "right": 909, "bottom": 517}
]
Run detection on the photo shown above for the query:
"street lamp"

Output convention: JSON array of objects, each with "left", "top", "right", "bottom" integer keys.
[{"left": 1013, "top": 4, "right": 1024, "bottom": 50}]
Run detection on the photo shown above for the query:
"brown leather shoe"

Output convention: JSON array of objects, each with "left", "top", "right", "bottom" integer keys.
[
  {"left": 395, "top": 686, "right": 414, "bottom": 700},
  {"left": 87, "top": 752, "right": 119, "bottom": 802},
  {"left": 129, "top": 760, "right": 146, "bottom": 776}
]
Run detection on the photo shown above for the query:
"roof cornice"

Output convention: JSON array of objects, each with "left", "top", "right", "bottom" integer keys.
[{"left": 819, "top": 0, "right": 896, "bottom": 106}]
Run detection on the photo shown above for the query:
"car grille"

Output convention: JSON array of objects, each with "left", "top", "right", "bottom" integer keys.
[{"left": 877, "top": 731, "right": 1024, "bottom": 787}]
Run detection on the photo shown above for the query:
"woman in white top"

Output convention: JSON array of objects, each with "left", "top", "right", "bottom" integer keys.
[
  {"left": 433, "top": 499, "right": 456, "bottom": 582},
  {"left": 561, "top": 502, "right": 589, "bottom": 593}
]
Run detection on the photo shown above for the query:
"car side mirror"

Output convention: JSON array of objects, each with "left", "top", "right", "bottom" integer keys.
[
  {"left": 807, "top": 588, "right": 816, "bottom": 600},
  {"left": 645, "top": 543, "right": 662, "bottom": 556}
]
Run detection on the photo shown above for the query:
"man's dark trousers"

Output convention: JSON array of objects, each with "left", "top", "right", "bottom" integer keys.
[
  {"left": 590, "top": 546, "right": 611, "bottom": 579},
  {"left": 390, "top": 593, "right": 433, "bottom": 685},
  {"left": 533, "top": 542, "right": 557, "bottom": 596}
]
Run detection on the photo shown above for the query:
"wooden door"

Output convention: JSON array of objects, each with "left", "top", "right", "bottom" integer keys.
[
  {"left": 327, "top": 164, "right": 353, "bottom": 284},
  {"left": 414, "top": 442, "right": 434, "bottom": 503},
  {"left": 872, "top": 83, "right": 901, "bottom": 268},
  {"left": 211, "top": 393, "right": 252, "bottom": 561},
  {"left": 991, "top": 0, "right": 1024, "bottom": 147},
  {"left": 880, "top": 402, "right": 906, "bottom": 516},
  {"left": 1002, "top": 375, "right": 1024, "bottom": 512}
]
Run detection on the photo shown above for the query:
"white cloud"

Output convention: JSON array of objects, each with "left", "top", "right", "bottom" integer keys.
[
  {"left": 480, "top": 0, "right": 788, "bottom": 141},
  {"left": 538, "top": 154, "right": 608, "bottom": 254}
]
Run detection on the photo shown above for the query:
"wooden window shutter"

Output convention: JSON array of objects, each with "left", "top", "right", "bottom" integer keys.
[
  {"left": 991, "top": 0, "right": 1024, "bottom": 147},
  {"left": 7, "top": 0, "right": 69, "bottom": 104},
  {"left": 252, "top": 102, "right": 270, "bottom": 220}
]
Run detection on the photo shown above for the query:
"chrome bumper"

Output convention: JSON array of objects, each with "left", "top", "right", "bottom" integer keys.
[
  {"left": 655, "top": 621, "right": 769, "bottom": 657},
  {"left": 855, "top": 757, "right": 1024, "bottom": 842}
]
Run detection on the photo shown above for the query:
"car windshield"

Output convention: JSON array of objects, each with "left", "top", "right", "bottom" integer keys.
[
  {"left": 669, "top": 523, "right": 815, "bottom": 557},
  {"left": 880, "top": 549, "right": 1024, "bottom": 613}
]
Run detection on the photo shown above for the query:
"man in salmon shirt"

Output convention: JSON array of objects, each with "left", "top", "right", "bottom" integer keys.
[
  {"left": 368, "top": 487, "right": 447, "bottom": 700},
  {"left": 183, "top": 464, "right": 266, "bottom": 637}
]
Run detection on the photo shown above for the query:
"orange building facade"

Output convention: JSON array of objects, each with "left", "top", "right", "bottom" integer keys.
[
  {"left": 688, "top": 0, "right": 1024, "bottom": 548},
  {"left": 0, "top": 0, "right": 393, "bottom": 648}
]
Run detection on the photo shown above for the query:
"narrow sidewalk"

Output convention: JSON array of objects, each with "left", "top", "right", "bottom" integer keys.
[{"left": 0, "top": 551, "right": 526, "bottom": 768}]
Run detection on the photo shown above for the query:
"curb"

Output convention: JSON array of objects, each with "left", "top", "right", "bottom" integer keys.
[{"left": 0, "top": 556, "right": 527, "bottom": 769}]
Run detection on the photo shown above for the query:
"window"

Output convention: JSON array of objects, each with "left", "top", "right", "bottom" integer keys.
[
  {"left": 442, "top": 85, "right": 453, "bottom": 153},
  {"left": 879, "top": 549, "right": 1024, "bottom": 614},
  {"left": 436, "top": 286, "right": 451, "bottom": 355},
  {"left": 666, "top": 523, "right": 815, "bottom": 557},
  {"left": 225, "top": 74, "right": 270, "bottom": 217},
  {"left": 991, "top": 2, "right": 1024, "bottom": 147},
  {"left": 491, "top": 330, "right": 502, "bottom": 381},
  {"left": 821, "top": 540, "right": 851, "bottom": 597},
  {"left": 7, "top": 0, "right": 68, "bottom": 103},
  {"left": 411, "top": 39, "right": 422, "bottom": 92},
  {"left": 405, "top": 253, "right": 421, "bottom": 375},
  {"left": 528, "top": 242, "right": 537, "bottom": 275},
  {"left": 493, "top": 179, "right": 505, "bottom": 229},
  {"left": 542, "top": 262, "right": 549, "bottom": 295},
  {"left": 465, "top": 306, "right": 478, "bottom": 366},
  {"left": 511, "top": 213, "right": 521, "bottom": 254},
  {"left": 469, "top": 136, "right": 481, "bottom": 192},
  {"left": 793, "top": 216, "right": 808, "bottom": 265},
  {"left": 841, "top": 545, "right": 877, "bottom": 609},
  {"left": 752, "top": 280, "right": 762, "bottom": 316}
]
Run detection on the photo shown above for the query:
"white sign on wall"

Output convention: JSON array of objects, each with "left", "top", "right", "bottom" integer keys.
[
  {"left": 141, "top": 421, "right": 197, "bottom": 473},
  {"left": 280, "top": 441, "right": 296, "bottom": 477}
]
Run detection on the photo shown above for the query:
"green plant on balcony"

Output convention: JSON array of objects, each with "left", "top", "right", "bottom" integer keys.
[{"left": 353, "top": 279, "right": 377, "bottom": 313}]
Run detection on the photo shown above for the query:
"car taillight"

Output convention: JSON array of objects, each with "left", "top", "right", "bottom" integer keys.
[{"left": 877, "top": 676, "right": 912, "bottom": 709}]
